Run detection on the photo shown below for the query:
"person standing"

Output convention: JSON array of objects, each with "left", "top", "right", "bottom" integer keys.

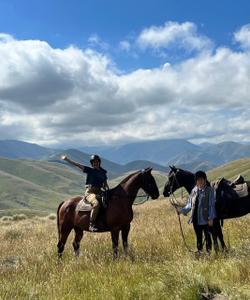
[{"left": 179, "top": 170, "right": 216, "bottom": 256}]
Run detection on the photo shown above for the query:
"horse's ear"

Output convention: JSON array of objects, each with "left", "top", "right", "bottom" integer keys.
[
  {"left": 142, "top": 167, "right": 152, "bottom": 173},
  {"left": 146, "top": 167, "right": 152, "bottom": 173}
]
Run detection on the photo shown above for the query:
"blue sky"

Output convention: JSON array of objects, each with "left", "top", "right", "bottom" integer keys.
[
  {"left": 1, "top": 0, "right": 250, "bottom": 69},
  {"left": 0, "top": 0, "right": 250, "bottom": 146}
]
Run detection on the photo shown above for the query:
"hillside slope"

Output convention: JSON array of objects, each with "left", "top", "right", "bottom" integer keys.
[{"left": 0, "top": 157, "right": 250, "bottom": 213}]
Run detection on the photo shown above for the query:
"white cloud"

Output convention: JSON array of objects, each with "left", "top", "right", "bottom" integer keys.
[
  {"left": 234, "top": 24, "right": 250, "bottom": 50},
  {"left": 88, "top": 34, "right": 109, "bottom": 51},
  {"left": 137, "top": 21, "right": 212, "bottom": 52},
  {"left": 0, "top": 33, "right": 14, "bottom": 42},
  {"left": 119, "top": 40, "right": 131, "bottom": 52},
  {"left": 0, "top": 28, "right": 250, "bottom": 146}
]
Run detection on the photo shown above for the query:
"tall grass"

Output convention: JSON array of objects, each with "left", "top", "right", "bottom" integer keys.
[{"left": 0, "top": 200, "right": 250, "bottom": 299}]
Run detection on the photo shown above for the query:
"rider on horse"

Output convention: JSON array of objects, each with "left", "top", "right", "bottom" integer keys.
[{"left": 61, "top": 154, "right": 109, "bottom": 232}]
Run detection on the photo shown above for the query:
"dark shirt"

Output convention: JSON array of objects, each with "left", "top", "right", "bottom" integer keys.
[{"left": 83, "top": 166, "right": 107, "bottom": 188}]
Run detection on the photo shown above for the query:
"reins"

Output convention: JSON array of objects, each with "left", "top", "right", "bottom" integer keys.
[
  {"left": 168, "top": 173, "right": 196, "bottom": 253},
  {"left": 169, "top": 190, "right": 196, "bottom": 253}
]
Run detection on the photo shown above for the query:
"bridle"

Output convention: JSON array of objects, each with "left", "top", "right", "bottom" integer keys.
[
  {"left": 133, "top": 171, "right": 155, "bottom": 205},
  {"left": 168, "top": 172, "right": 182, "bottom": 207}
]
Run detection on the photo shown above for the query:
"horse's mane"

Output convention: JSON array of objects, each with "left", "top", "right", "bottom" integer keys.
[
  {"left": 119, "top": 170, "right": 141, "bottom": 184},
  {"left": 176, "top": 167, "right": 211, "bottom": 186},
  {"left": 179, "top": 168, "right": 194, "bottom": 177},
  {"left": 169, "top": 166, "right": 194, "bottom": 177},
  {"left": 108, "top": 170, "right": 141, "bottom": 194}
]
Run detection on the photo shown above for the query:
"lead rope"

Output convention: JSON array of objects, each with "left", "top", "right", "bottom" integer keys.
[{"left": 169, "top": 190, "right": 196, "bottom": 253}]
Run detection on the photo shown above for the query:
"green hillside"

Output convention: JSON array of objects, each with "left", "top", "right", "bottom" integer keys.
[
  {"left": 0, "top": 158, "right": 83, "bottom": 214},
  {"left": 0, "top": 157, "right": 250, "bottom": 216},
  {"left": 207, "top": 157, "right": 250, "bottom": 181}
]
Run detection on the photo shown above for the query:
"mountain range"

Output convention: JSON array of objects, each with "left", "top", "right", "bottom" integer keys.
[{"left": 1, "top": 139, "right": 250, "bottom": 173}]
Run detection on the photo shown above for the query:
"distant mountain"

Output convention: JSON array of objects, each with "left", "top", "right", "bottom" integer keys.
[
  {"left": 48, "top": 148, "right": 124, "bottom": 176},
  {"left": 81, "top": 139, "right": 200, "bottom": 165},
  {"left": 49, "top": 149, "right": 168, "bottom": 176},
  {"left": 81, "top": 139, "right": 250, "bottom": 171},
  {"left": 122, "top": 160, "right": 167, "bottom": 173},
  {"left": 203, "top": 142, "right": 250, "bottom": 164},
  {"left": 1, "top": 139, "right": 250, "bottom": 174},
  {"left": 0, "top": 140, "right": 56, "bottom": 160}
]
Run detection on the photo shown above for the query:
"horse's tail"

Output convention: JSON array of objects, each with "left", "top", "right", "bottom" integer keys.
[{"left": 57, "top": 201, "right": 64, "bottom": 240}]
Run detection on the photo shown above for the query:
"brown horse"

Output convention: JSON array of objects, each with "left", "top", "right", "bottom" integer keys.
[{"left": 57, "top": 168, "right": 159, "bottom": 259}]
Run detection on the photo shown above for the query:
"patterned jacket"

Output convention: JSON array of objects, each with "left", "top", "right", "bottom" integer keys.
[{"left": 180, "top": 185, "right": 216, "bottom": 225}]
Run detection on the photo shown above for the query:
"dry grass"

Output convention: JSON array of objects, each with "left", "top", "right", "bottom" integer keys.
[{"left": 0, "top": 200, "right": 250, "bottom": 300}]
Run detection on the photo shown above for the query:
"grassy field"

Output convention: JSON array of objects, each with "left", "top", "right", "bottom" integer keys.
[{"left": 1, "top": 200, "right": 250, "bottom": 300}]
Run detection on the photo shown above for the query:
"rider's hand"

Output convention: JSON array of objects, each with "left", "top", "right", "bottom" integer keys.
[
  {"left": 61, "top": 154, "right": 68, "bottom": 161},
  {"left": 208, "top": 219, "right": 213, "bottom": 227}
]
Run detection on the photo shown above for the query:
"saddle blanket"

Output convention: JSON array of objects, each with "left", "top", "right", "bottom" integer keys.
[
  {"left": 234, "top": 182, "right": 248, "bottom": 198},
  {"left": 76, "top": 197, "right": 93, "bottom": 212}
]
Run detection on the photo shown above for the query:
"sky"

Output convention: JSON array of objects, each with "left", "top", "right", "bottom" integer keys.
[{"left": 0, "top": 0, "right": 250, "bottom": 147}]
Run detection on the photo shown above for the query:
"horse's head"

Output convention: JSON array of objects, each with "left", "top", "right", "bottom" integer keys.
[
  {"left": 140, "top": 168, "right": 159, "bottom": 200},
  {"left": 163, "top": 166, "right": 193, "bottom": 197}
]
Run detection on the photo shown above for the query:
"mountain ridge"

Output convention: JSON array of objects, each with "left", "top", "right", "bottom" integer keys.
[{"left": 1, "top": 139, "right": 250, "bottom": 173}]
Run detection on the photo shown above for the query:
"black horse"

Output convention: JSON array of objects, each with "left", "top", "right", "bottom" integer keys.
[{"left": 163, "top": 166, "right": 226, "bottom": 251}]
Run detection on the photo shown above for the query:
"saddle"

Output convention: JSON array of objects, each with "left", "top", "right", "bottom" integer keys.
[
  {"left": 76, "top": 191, "right": 109, "bottom": 212},
  {"left": 212, "top": 175, "right": 249, "bottom": 219},
  {"left": 213, "top": 175, "right": 248, "bottom": 199},
  {"left": 76, "top": 197, "right": 92, "bottom": 212},
  {"left": 230, "top": 175, "right": 245, "bottom": 187}
]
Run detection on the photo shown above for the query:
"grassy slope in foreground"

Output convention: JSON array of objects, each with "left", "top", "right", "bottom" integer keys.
[{"left": 0, "top": 200, "right": 249, "bottom": 299}]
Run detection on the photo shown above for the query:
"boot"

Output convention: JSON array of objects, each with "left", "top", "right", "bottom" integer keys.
[{"left": 89, "top": 222, "right": 98, "bottom": 232}]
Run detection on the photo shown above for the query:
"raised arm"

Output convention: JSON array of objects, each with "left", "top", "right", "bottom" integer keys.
[{"left": 61, "top": 155, "right": 85, "bottom": 171}]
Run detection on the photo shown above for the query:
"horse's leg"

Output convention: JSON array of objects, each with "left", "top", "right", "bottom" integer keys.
[
  {"left": 57, "top": 225, "right": 72, "bottom": 259},
  {"left": 210, "top": 227, "right": 219, "bottom": 254},
  {"left": 214, "top": 219, "right": 226, "bottom": 251},
  {"left": 73, "top": 227, "right": 84, "bottom": 256},
  {"left": 121, "top": 224, "right": 130, "bottom": 255},
  {"left": 111, "top": 229, "right": 120, "bottom": 260}
]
